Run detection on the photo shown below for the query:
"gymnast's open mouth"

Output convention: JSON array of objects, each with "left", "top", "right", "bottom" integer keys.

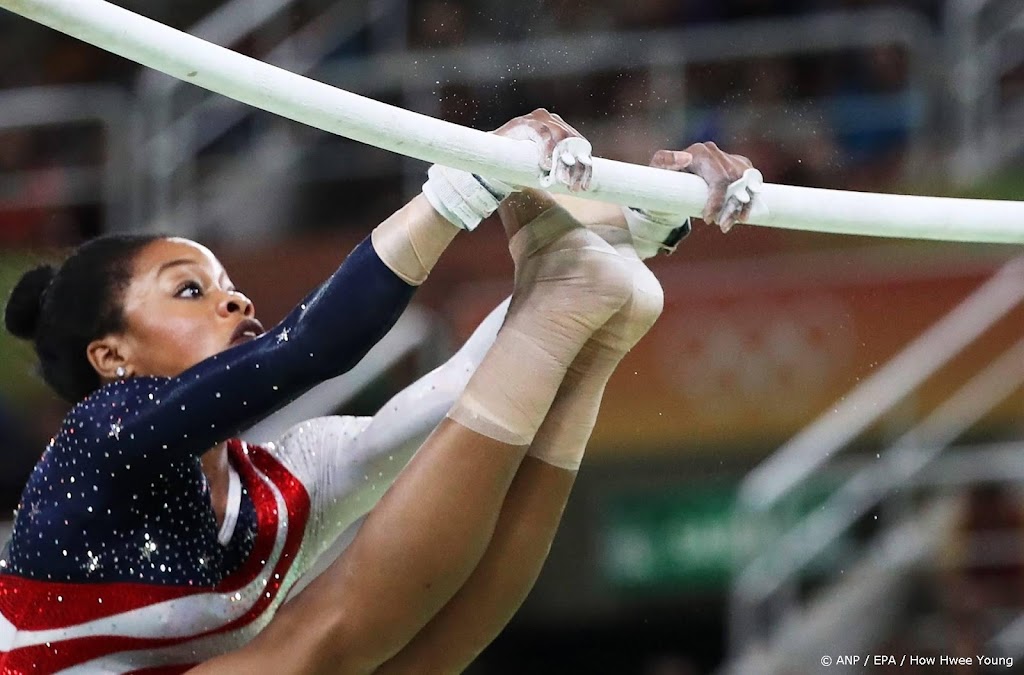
[{"left": 229, "top": 318, "right": 265, "bottom": 346}]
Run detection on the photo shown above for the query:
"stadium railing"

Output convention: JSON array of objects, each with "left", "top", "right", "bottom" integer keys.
[
  {"left": 946, "top": 0, "right": 1024, "bottom": 184},
  {"left": 726, "top": 256, "right": 1024, "bottom": 672}
]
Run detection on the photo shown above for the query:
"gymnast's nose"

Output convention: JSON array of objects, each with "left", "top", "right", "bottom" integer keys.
[{"left": 218, "top": 289, "right": 255, "bottom": 318}]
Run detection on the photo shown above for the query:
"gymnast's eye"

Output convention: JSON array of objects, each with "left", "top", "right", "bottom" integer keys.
[{"left": 175, "top": 281, "right": 204, "bottom": 299}]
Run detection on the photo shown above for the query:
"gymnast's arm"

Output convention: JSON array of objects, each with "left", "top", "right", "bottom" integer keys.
[
  {"left": 94, "top": 197, "right": 462, "bottom": 462},
  {"left": 273, "top": 298, "right": 510, "bottom": 560}
]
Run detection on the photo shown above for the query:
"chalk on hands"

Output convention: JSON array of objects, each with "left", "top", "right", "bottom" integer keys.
[
  {"left": 540, "top": 137, "right": 594, "bottom": 189},
  {"left": 717, "top": 168, "right": 764, "bottom": 230}
]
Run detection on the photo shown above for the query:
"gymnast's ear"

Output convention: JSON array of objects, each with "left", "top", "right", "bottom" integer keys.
[{"left": 86, "top": 336, "right": 133, "bottom": 381}]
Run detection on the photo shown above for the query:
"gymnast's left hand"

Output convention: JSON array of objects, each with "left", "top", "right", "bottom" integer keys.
[
  {"left": 492, "top": 108, "right": 593, "bottom": 192},
  {"left": 650, "top": 142, "right": 757, "bottom": 233}
]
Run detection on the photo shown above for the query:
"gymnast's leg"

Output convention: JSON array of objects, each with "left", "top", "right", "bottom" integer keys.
[
  {"left": 368, "top": 143, "right": 759, "bottom": 673},
  {"left": 189, "top": 191, "right": 633, "bottom": 675},
  {"left": 374, "top": 199, "right": 663, "bottom": 674}
]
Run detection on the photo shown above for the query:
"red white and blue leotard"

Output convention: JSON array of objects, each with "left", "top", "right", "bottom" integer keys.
[{"left": 0, "top": 238, "right": 506, "bottom": 673}]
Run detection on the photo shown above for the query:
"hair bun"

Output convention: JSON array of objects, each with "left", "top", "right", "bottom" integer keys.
[{"left": 5, "top": 264, "right": 57, "bottom": 340}]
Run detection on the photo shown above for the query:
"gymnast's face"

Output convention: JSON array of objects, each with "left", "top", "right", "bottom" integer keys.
[{"left": 88, "top": 238, "right": 263, "bottom": 381}]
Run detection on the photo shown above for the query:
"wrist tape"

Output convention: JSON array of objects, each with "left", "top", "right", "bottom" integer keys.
[{"left": 422, "top": 164, "right": 514, "bottom": 231}]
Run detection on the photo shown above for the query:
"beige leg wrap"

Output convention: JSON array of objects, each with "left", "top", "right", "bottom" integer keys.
[
  {"left": 526, "top": 223, "right": 664, "bottom": 470},
  {"left": 447, "top": 206, "right": 633, "bottom": 447},
  {"left": 528, "top": 245, "right": 663, "bottom": 473},
  {"left": 371, "top": 196, "right": 461, "bottom": 286}
]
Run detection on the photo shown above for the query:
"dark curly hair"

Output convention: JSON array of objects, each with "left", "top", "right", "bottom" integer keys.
[{"left": 4, "top": 234, "right": 165, "bottom": 402}]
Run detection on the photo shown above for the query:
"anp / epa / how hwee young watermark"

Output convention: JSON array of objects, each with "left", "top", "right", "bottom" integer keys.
[{"left": 820, "top": 654, "right": 1014, "bottom": 668}]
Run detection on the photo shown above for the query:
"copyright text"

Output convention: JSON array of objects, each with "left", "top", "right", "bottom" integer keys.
[{"left": 820, "top": 654, "right": 1013, "bottom": 668}]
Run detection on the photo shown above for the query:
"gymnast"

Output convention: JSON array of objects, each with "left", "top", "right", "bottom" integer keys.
[{"left": 0, "top": 109, "right": 754, "bottom": 673}]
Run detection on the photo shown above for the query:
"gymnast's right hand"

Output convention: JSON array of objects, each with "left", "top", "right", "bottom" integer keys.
[
  {"left": 421, "top": 109, "right": 593, "bottom": 232},
  {"left": 487, "top": 109, "right": 596, "bottom": 239},
  {"left": 491, "top": 108, "right": 593, "bottom": 193}
]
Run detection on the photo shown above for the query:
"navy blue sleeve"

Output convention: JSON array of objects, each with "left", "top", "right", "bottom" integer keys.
[{"left": 68, "top": 237, "right": 416, "bottom": 463}]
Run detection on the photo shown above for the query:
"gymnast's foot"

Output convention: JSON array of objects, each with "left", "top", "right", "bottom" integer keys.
[
  {"left": 523, "top": 222, "right": 664, "bottom": 470},
  {"left": 447, "top": 206, "right": 632, "bottom": 447}
]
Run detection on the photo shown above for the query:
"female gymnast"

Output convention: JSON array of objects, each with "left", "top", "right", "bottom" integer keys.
[{"left": 0, "top": 109, "right": 753, "bottom": 673}]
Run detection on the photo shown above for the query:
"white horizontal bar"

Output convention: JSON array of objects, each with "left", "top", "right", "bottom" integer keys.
[{"left": 4, "top": 0, "right": 1024, "bottom": 243}]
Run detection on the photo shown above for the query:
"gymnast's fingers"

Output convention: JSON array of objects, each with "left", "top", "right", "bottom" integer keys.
[
  {"left": 684, "top": 142, "right": 756, "bottom": 227},
  {"left": 692, "top": 159, "right": 731, "bottom": 225},
  {"left": 718, "top": 200, "right": 742, "bottom": 233},
  {"left": 494, "top": 109, "right": 593, "bottom": 190},
  {"left": 548, "top": 111, "right": 587, "bottom": 142},
  {"left": 522, "top": 108, "right": 581, "bottom": 167},
  {"left": 649, "top": 149, "right": 694, "bottom": 172},
  {"left": 567, "top": 139, "right": 593, "bottom": 191},
  {"left": 577, "top": 153, "right": 593, "bottom": 191},
  {"left": 558, "top": 120, "right": 593, "bottom": 190},
  {"left": 492, "top": 117, "right": 554, "bottom": 170},
  {"left": 532, "top": 110, "right": 591, "bottom": 188},
  {"left": 718, "top": 155, "right": 758, "bottom": 231},
  {"left": 736, "top": 197, "right": 755, "bottom": 228},
  {"left": 717, "top": 168, "right": 764, "bottom": 233},
  {"left": 731, "top": 153, "right": 754, "bottom": 171},
  {"left": 547, "top": 137, "right": 593, "bottom": 191}
]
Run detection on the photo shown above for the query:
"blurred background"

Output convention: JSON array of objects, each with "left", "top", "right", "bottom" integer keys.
[{"left": 1, "top": 0, "right": 1023, "bottom": 672}]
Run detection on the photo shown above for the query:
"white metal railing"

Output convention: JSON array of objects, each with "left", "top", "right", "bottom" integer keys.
[
  {"left": 946, "top": 0, "right": 1024, "bottom": 183},
  {"left": 138, "top": 0, "right": 303, "bottom": 234},
  {"left": 721, "top": 440, "right": 1024, "bottom": 674},
  {"left": 737, "top": 337, "right": 1024, "bottom": 597},
  {"left": 729, "top": 256, "right": 1024, "bottom": 657},
  {"left": 739, "top": 258, "right": 1024, "bottom": 509},
  {"left": 139, "top": 0, "right": 407, "bottom": 237},
  {"left": 721, "top": 497, "right": 958, "bottom": 675},
  {"left": 324, "top": 8, "right": 935, "bottom": 91}
]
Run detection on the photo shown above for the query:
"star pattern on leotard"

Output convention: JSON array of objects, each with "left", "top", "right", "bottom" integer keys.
[
  {"left": 82, "top": 550, "right": 102, "bottom": 574},
  {"left": 0, "top": 376, "right": 265, "bottom": 586},
  {"left": 140, "top": 536, "right": 158, "bottom": 561}
]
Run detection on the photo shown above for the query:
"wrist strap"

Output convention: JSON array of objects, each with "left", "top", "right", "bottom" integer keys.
[
  {"left": 623, "top": 206, "right": 690, "bottom": 260},
  {"left": 422, "top": 165, "right": 514, "bottom": 231}
]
